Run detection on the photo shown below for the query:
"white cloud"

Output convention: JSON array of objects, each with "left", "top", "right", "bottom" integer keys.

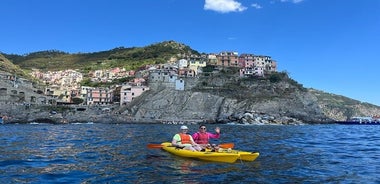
[
  {"left": 251, "top": 3, "right": 263, "bottom": 9},
  {"left": 293, "top": 0, "right": 304, "bottom": 3},
  {"left": 204, "top": 0, "right": 247, "bottom": 13}
]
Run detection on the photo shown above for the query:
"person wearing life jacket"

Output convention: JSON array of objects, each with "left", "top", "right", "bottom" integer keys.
[
  {"left": 171, "top": 125, "right": 202, "bottom": 151},
  {"left": 192, "top": 124, "right": 220, "bottom": 149}
]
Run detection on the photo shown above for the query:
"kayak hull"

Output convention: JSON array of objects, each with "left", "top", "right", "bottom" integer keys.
[
  {"left": 160, "top": 142, "right": 259, "bottom": 163},
  {"left": 215, "top": 149, "right": 259, "bottom": 162},
  {"left": 236, "top": 151, "right": 260, "bottom": 162},
  {"left": 161, "top": 142, "right": 239, "bottom": 163}
]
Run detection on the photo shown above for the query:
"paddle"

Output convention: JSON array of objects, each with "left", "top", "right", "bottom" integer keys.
[
  {"left": 147, "top": 144, "right": 169, "bottom": 149},
  {"left": 147, "top": 143, "right": 234, "bottom": 149},
  {"left": 219, "top": 143, "right": 234, "bottom": 149}
]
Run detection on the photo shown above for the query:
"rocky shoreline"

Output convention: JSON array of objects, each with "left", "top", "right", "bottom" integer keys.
[{"left": 0, "top": 103, "right": 317, "bottom": 125}]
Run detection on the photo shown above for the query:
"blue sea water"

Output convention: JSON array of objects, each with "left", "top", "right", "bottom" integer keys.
[{"left": 0, "top": 123, "right": 379, "bottom": 183}]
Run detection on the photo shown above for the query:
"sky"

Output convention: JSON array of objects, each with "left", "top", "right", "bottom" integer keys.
[{"left": 1, "top": 0, "right": 380, "bottom": 106}]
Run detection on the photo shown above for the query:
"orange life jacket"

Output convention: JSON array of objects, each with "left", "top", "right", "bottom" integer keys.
[{"left": 179, "top": 133, "right": 191, "bottom": 144}]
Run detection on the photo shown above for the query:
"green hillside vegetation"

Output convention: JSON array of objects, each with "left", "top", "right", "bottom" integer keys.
[
  {"left": 309, "top": 89, "right": 380, "bottom": 117},
  {"left": 0, "top": 54, "right": 30, "bottom": 78},
  {"left": 309, "top": 89, "right": 371, "bottom": 106},
  {"left": 4, "top": 41, "right": 199, "bottom": 72}
]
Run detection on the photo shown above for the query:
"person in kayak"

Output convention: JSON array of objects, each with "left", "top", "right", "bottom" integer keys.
[
  {"left": 171, "top": 125, "right": 202, "bottom": 151},
  {"left": 192, "top": 124, "right": 221, "bottom": 150}
]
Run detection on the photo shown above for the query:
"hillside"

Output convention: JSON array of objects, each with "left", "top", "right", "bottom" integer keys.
[
  {"left": 309, "top": 89, "right": 380, "bottom": 121},
  {"left": 0, "top": 54, "right": 31, "bottom": 79},
  {"left": 1, "top": 41, "right": 380, "bottom": 124},
  {"left": 3, "top": 41, "right": 199, "bottom": 72}
]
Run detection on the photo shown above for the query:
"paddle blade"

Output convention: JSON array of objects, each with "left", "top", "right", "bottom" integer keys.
[
  {"left": 219, "top": 143, "right": 234, "bottom": 149},
  {"left": 147, "top": 144, "right": 164, "bottom": 149}
]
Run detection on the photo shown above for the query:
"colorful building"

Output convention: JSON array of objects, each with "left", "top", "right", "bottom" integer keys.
[
  {"left": 120, "top": 84, "right": 150, "bottom": 105},
  {"left": 86, "top": 88, "right": 113, "bottom": 105}
]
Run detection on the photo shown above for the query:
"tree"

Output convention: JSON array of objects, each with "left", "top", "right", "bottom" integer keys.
[{"left": 72, "top": 97, "right": 84, "bottom": 104}]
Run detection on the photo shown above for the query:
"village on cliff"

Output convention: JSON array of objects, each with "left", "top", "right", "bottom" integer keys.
[{"left": 1, "top": 52, "right": 277, "bottom": 107}]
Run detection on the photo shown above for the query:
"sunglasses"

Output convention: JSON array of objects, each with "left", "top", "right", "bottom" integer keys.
[{"left": 200, "top": 127, "right": 206, "bottom": 129}]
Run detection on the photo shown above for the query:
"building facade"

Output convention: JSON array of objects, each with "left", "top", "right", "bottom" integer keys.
[
  {"left": 86, "top": 88, "right": 113, "bottom": 105},
  {"left": 120, "top": 85, "right": 150, "bottom": 105}
]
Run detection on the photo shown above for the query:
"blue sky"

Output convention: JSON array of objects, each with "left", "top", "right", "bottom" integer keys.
[{"left": 1, "top": 0, "right": 380, "bottom": 106}]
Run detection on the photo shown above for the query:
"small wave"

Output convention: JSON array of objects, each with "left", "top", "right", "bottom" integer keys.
[{"left": 71, "top": 122, "right": 94, "bottom": 125}]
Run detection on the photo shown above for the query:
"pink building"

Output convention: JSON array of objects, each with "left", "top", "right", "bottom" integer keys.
[
  {"left": 87, "top": 88, "right": 113, "bottom": 105},
  {"left": 239, "top": 55, "right": 277, "bottom": 77},
  {"left": 120, "top": 85, "right": 149, "bottom": 105},
  {"left": 239, "top": 54, "right": 255, "bottom": 68}
]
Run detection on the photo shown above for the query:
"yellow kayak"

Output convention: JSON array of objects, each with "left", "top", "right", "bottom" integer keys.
[
  {"left": 229, "top": 150, "right": 260, "bottom": 162},
  {"left": 160, "top": 142, "right": 259, "bottom": 163}
]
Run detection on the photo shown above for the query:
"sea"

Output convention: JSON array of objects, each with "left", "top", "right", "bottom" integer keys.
[{"left": 0, "top": 123, "right": 379, "bottom": 184}]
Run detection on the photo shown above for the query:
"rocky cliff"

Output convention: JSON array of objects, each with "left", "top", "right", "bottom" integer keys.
[
  {"left": 119, "top": 71, "right": 332, "bottom": 125},
  {"left": 2, "top": 64, "right": 380, "bottom": 125},
  {"left": 2, "top": 72, "right": 380, "bottom": 124}
]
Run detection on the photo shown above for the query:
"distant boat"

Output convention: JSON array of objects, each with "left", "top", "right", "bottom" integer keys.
[{"left": 336, "top": 116, "right": 380, "bottom": 125}]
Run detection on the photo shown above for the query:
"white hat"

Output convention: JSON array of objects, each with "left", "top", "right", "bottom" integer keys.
[{"left": 180, "top": 125, "right": 188, "bottom": 130}]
